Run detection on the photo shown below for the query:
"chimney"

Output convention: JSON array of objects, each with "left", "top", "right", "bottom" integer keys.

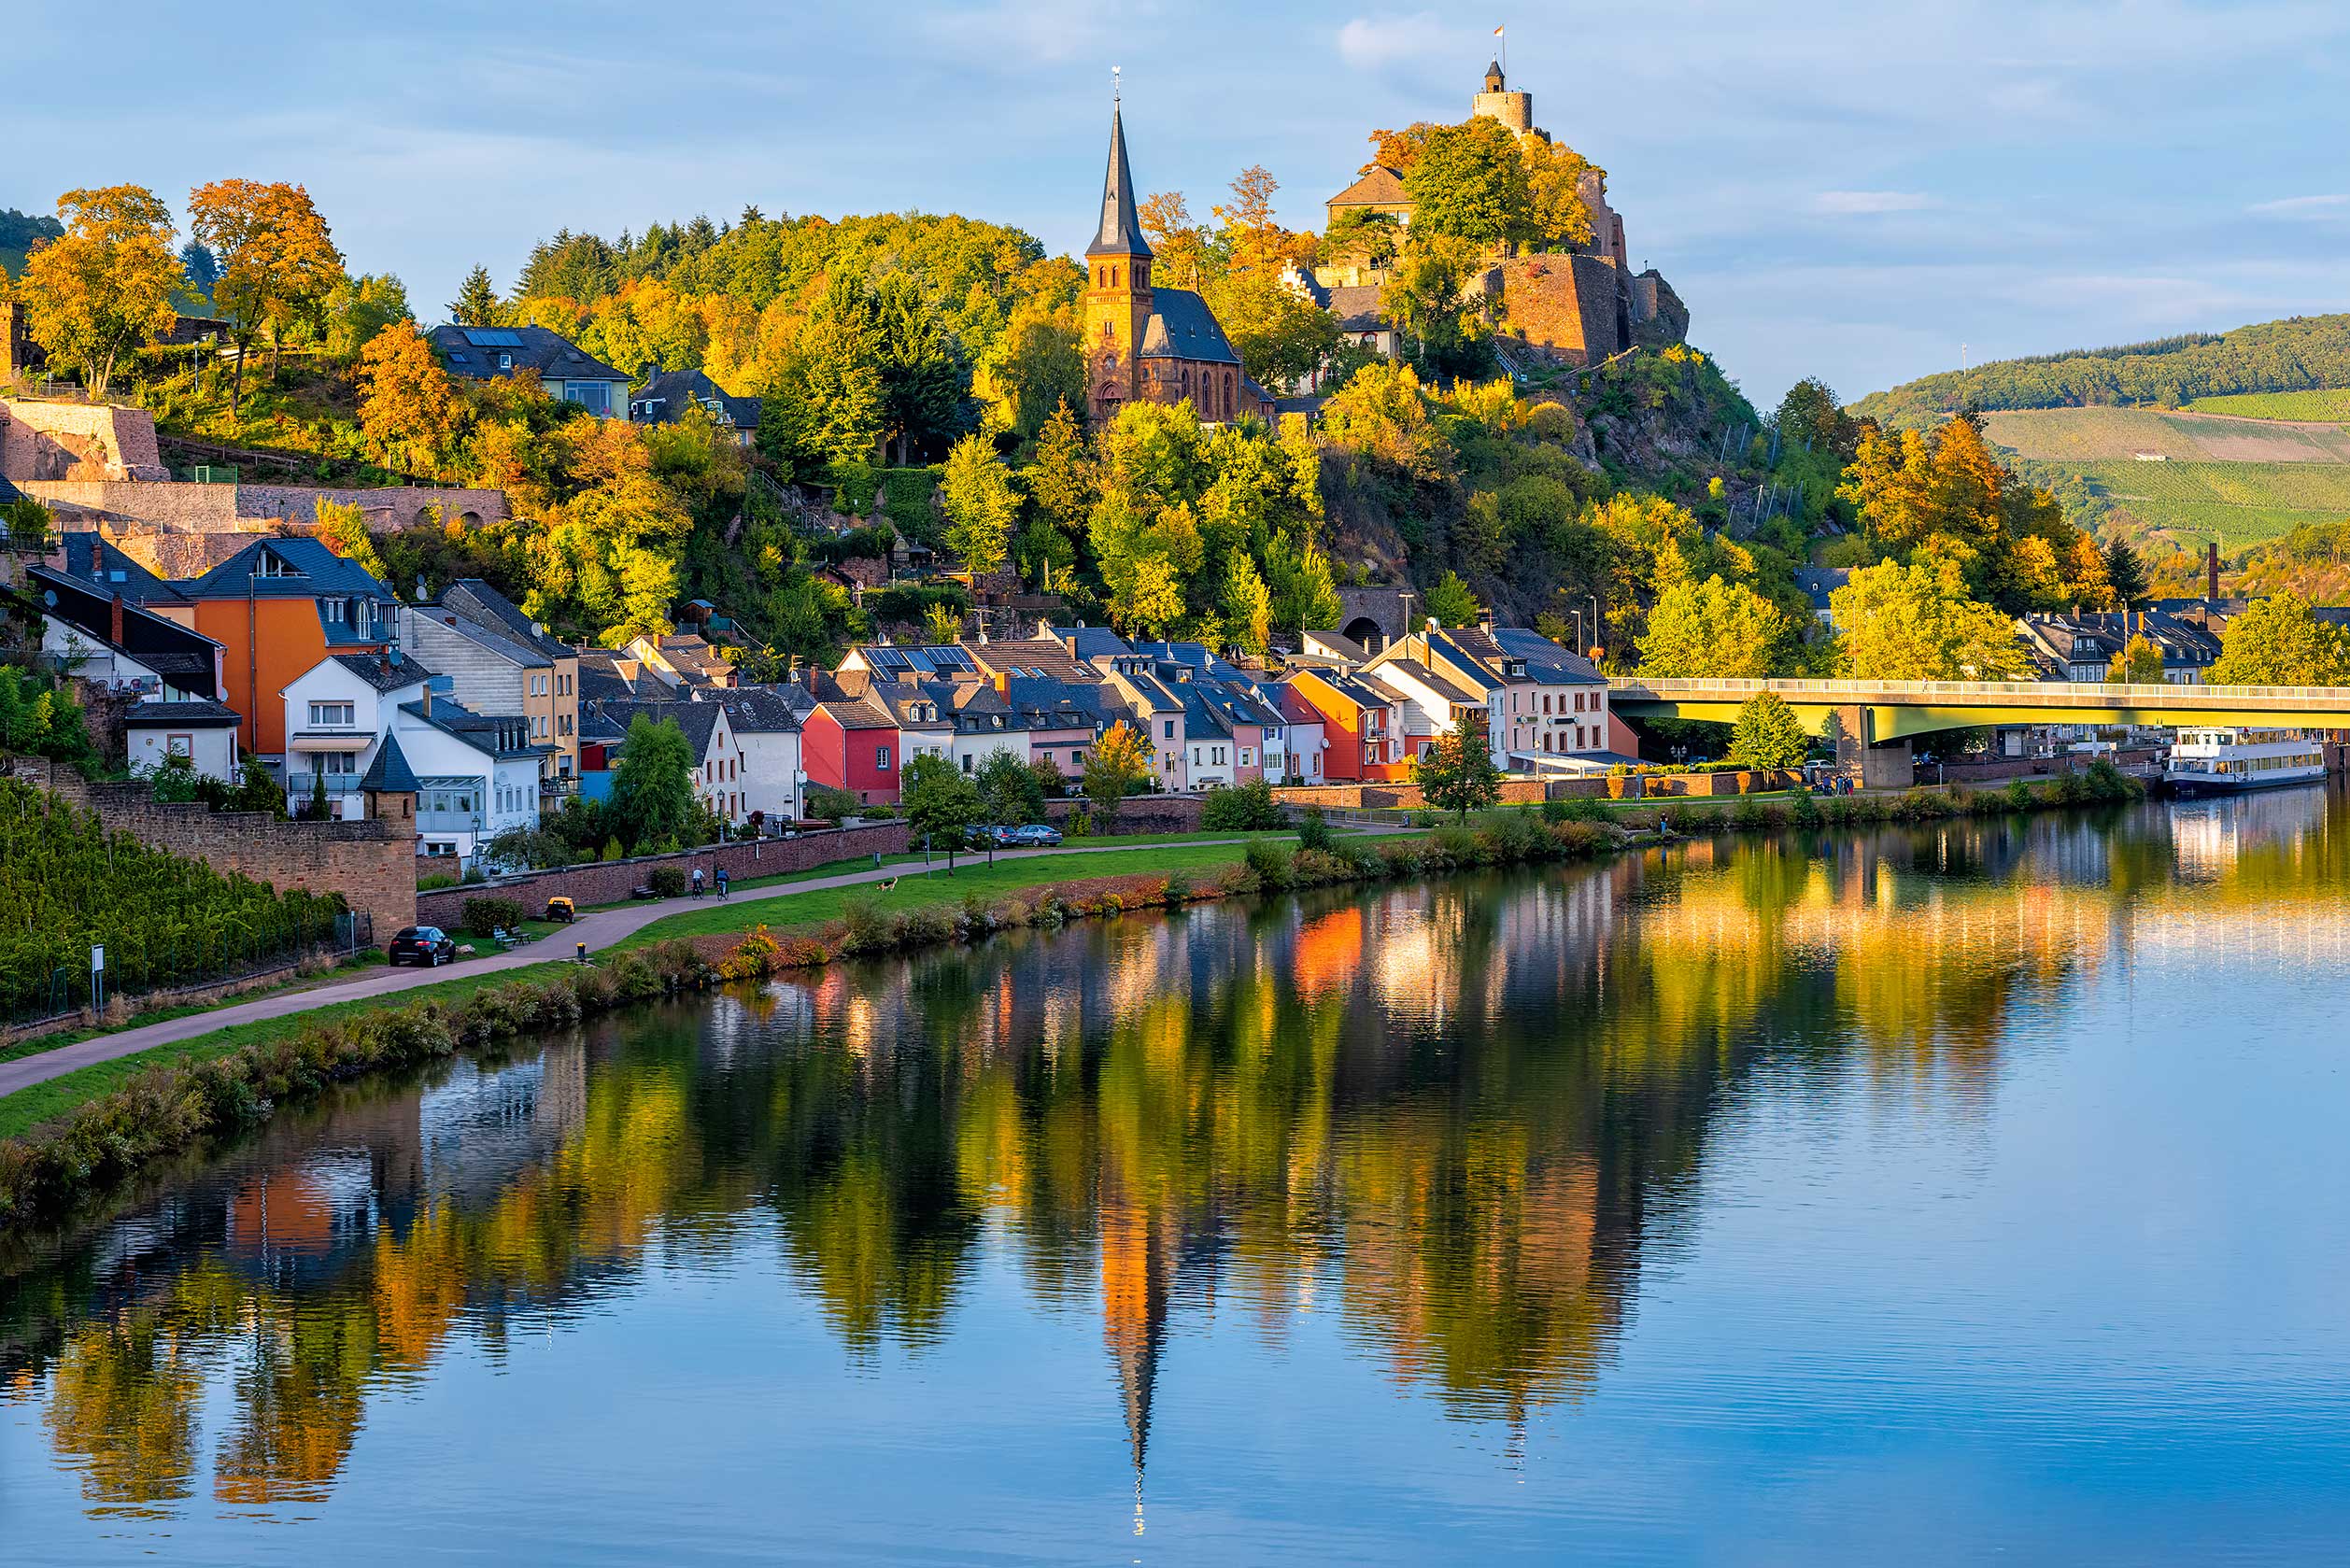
[
  {"left": 109, "top": 592, "right": 124, "bottom": 647},
  {"left": 2206, "top": 541, "right": 2220, "bottom": 602}
]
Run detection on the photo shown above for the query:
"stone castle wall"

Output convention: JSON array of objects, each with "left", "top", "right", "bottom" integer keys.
[
  {"left": 1493, "top": 254, "right": 1631, "bottom": 367},
  {"left": 0, "top": 398, "right": 169, "bottom": 481},
  {"left": 22, "top": 762, "right": 418, "bottom": 938},
  {"left": 25, "top": 482, "right": 509, "bottom": 578}
]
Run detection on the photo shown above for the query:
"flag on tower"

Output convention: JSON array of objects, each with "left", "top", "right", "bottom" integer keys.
[{"left": 1494, "top": 24, "right": 1504, "bottom": 34}]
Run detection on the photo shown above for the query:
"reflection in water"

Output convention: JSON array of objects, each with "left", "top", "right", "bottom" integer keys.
[{"left": 5, "top": 788, "right": 2349, "bottom": 1538}]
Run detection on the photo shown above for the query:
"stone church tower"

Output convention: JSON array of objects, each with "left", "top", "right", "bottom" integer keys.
[{"left": 1083, "top": 101, "right": 1154, "bottom": 424}]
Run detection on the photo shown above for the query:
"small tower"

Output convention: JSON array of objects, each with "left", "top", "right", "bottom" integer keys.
[
  {"left": 1472, "top": 59, "right": 1535, "bottom": 135},
  {"left": 358, "top": 731, "right": 418, "bottom": 837},
  {"left": 1083, "top": 82, "right": 1154, "bottom": 425}
]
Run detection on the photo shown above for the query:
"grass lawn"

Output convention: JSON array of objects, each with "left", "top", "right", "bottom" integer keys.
[
  {"left": 620, "top": 841, "right": 1269, "bottom": 947},
  {"left": 0, "top": 960, "right": 573, "bottom": 1143}
]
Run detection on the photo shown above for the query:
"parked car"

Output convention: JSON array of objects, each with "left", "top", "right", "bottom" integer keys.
[
  {"left": 389, "top": 925, "right": 458, "bottom": 967},
  {"left": 1010, "top": 824, "right": 1063, "bottom": 847},
  {"left": 544, "top": 897, "right": 575, "bottom": 924}
]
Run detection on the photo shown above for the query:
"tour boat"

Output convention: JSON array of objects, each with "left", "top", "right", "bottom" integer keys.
[{"left": 2163, "top": 727, "right": 2327, "bottom": 797}]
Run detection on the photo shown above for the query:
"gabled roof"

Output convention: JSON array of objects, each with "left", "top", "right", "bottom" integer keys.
[
  {"left": 1002, "top": 675, "right": 1118, "bottom": 732},
  {"left": 408, "top": 605, "right": 549, "bottom": 669},
  {"left": 1302, "top": 629, "right": 1368, "bottom": 664},
  {"left": 426, "top": 323, "right": 629, "bottom": 386},
  {"left": 1051, "top": 625, "right": 1135, "bottom": 662},
  {"left": 181, "top": 537, "right": 398, "bottom": 601},
  {"left": 714, "top": 687, "right": 804, "bottom": 734},
  {"left": 1489, "top": 627, "right": 1607, "bottom": 685},
  {"left": 1324, "top": 286, "right": 1388, "bottom": 333},
  {"left": 357, "top": 731, "right": 420, "bottom": 792},
  {"left": 330, "top": 651, "right": 433, "bottom": 692},
  {"left": 48, "top": 533, "right": 188, "bottom": 606},
  {"left": 853, "top": 643, "right": 981, "bottom": 681},
  {"left": 1087, "top": 103, "right": 1152, "bottom": 260},
  {"left": 400, "top": 698, "right": 555, "bottom": 760},
  {"left": 442, "top": 579, "right": 572, "bottom": 659},
  {"left": 29, "top": 562, "right": 221, "bottom": 695},
  {"left": 631, "top": 366, "right": 762, "bottom": 431},
  {"left": 1327, "top": 165, "right": 1410, "bottom": 210},
  {"left": 593, "top": 698, "right": 724, "bottom": 756},
  {"left": 965, "top": 638, "right": 1094, "bottom": 683},
  {"left": 1138, "top": 289, "right": 1240, "bottom": 366}
]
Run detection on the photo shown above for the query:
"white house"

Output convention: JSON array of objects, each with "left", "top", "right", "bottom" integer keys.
[
  {"left": 394, "top": 695, "right": 552, "bottom": 864},
  {"left": 596, "top": 699, "right": 748, "bottom": 826},
  {"left": 278, "top": 651, "right": 433, "bottom": 817},
  {"left": 714, "top": 687, "right": 809, "bottom": 826},
  {"left": 122, "top": 699, "right": 241, "bottom": 783}
]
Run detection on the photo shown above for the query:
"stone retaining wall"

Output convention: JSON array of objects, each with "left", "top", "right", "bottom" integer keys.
[
  {"left": 1041, "top": 794, "right": 1205, "bottom": 834},
  {"left": 415, "top": 822, "right": 911, "bottom": 929}
]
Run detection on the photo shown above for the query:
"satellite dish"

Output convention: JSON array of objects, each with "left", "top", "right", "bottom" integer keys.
[{"left": 41, "top": 589, "right": 57, "bottom": 608}]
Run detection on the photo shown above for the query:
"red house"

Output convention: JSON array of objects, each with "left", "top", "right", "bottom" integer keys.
[{"left": 801, "top": 683, "right": 901, "bottom": 805}]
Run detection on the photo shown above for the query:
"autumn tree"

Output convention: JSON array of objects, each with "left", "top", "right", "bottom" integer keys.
[
  {"left": 1220, "top": 552, "right": 1274, "bottom": 654},
  {"left": 976, "top": 297, "right": 1083, "bottom": 444},
  {"left": 1083, "top": 720, "right": 1153, "bottom": 834},
  {"left": 1264, "top": 527, "right": 1342, "bottom": 632},
  {"left": 18, "top": 186, "right": 182, "bottom": 398},
  {"left": 940, "top": 433, "right": 1019, "bottom": 576},
  {"left": 324, "top": 273, "right": 411, "bottom": 357},
  {"left": 2116, "top": 633, "right": 2167, "bottom": 685},
  {"left": 1830, "top": 561, "right": 2032, "bottom": 681},
  {"left": 1362, "top": 123, "right": 1439, "bottom": 177},
  {"left": 1138, "top": 191, "right": 1211, "bottom": 290},
  {"left": 189, "top": 179, "right": 345, "bottom": 405},
  {"left": 1214, "top": 165, "right": 1285, "bottom": 278},
  {"left": 775, "top": 274, "right": 886, "bottom": 468},
  {"left": 313, "top": 498, "right": 388, "bottom": 585},
  {"left": 1380, "top": 234, "right": 1496, "bottom": 382},
  {"left": 1403, "top": 118, "right": 1534, "bottom": 247},
  {"left": 1636, "top": 575, "right": 1792, "bottom": 678},
  {"left": 1522, "top": 139, "right": 1597, "bottom": 250},
  {"left": 355, "top": 320, "right": 463, "bottom": 477},
  {"left": 1205, "top": 270, "right": 1339, "bottom": 391}
]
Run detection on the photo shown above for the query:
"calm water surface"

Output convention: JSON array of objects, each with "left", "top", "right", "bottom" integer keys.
[{"left": 7, "top": 791, "right": 2350, "bottom": 1563}]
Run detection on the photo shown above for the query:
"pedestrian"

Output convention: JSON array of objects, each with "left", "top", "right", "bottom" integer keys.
[
  {"left": 691, "top": 866, "right": 705, "bottom": 897},
  {"left": 716, "top": 866, "right": 729, "bottom": 900}
]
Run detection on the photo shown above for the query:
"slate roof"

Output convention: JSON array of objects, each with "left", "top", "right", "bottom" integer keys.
[
  {"left": 1489, "top": 627, "right": 1607, "bottom": 685},
  {"left": 181, "top": 537, "right": 398, "bottom": 601},
  {"left": 1138, "top": 289, "right": 1240, "bottom": 366},
  {"left": 1087, "top": 104, "right": 1152, "bottom": 260},
  {"left": 594, "top": 699, "right": 724, "bottom": 756},
  {"left": 357, "top": 731, "right": 420, "bottom": 792},
  {"left": 1002, "top": 675, "right": 1121, "bottom": 733},
  {"left": 1792, "top": 566, "right": 1849, "bottom": 614},
  {"left": 410, "top": 606, "right": 549, "bottom": 669},
  {"left": 632, "top": 366, "right": 762, "bottom": 431},
  {"left": 400, "top": 698, "right": 554, "bottom": 761},
  {"left": 576, "top": 648, "right": 676, "bottom": 701},
  {"left": 331, "top": 651, "right": 433, "bottom": 692},
  {"left": 1324, "top": 286, "right": 1389, "bottom": 333},
  {"left": 714, "top": 687, "right": 804, "bottom": 734},
  {"left": 427, "top": 324, "right": 629, "bottom": 386},
  {"left": 442, "top": 579, "right": 572, "bottom": 659},
  {"left": 48, "top": 534, "right": 189, "bottom": 606},
  {"left": 1052, "top": 625, "right": 1136, "bottom": 662},
  {"left": 1302, "top": 629, "right": 1368, "bottom": 664},
  {"left": 121, "top": 699, "right": 240, "bottom": 726},
  {"left": 28, "top": 563, "right": 221, "bottom": 694}
]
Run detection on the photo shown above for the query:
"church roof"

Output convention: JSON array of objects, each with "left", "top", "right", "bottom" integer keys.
[
  {"left": 1327, "top": 165, "right": 1410, "bottom": 211},
  {"left": 1137, "top": 289, "right": 1239, "bottom": 366},
  {"left": 1086, "top": 104, "right": 1152, "bottom": 260}
]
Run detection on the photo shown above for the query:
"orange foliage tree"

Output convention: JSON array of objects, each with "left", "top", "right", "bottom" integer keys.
[
  {"left": 17, "top": 186, "right": 182, "bottom": 398},
  {"left": 188, "top": 179, "right": 346, "bottom": 407}
]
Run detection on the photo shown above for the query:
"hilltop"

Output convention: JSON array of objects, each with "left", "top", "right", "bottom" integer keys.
[{"left": 1852, "top": 314, "right": 2350, "bottom": 430}]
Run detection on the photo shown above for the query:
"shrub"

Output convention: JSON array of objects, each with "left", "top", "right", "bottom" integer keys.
[
  {"left": 1295, "top": 807, "right": 1335, "bottom": 851},
  {"left": 1244, "top": 840, "right": 1295, "bottom": 889},
  {"left": 1790, "top": 784, "right": 1823, "bottom": 828},
  {"left": 1201, "top": 778, "right": 1286, "bottom": 831},
  {"left": 418, "top": 871, "right": 459, "bottom": 891},
  {"left": 840, "top": 895, "right": 896, "bottom": 954},
  {"left": 1068, "top": 806, "right": 1094, "bottom": 837},
  {"left": 2004, "top": 778, "right": 2033, "bottom": 811},
  {"left": 646, "top": 867, "right": 688, "bottom": 898},
  {"left": 1161, "top": 873, "right": 1192, "bottom": 907},
  {"left": 717, "top": 925, "right": 783, "bottom": 981},
  {"left": 805, "top": 785, "right": 860, "bottom": 822},
  {"left": 460, "top": 896, "right": 528, "bottom": 938},
  {"left": 1539, "top": 797, "right": 1570, "bottom": 823}
]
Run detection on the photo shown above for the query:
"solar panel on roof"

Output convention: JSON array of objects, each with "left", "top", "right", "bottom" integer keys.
[{"left": 461, "top": 328, "right": 523, "bottom": 347}]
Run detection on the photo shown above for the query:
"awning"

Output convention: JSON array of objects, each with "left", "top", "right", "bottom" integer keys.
[{"left": 287, "top": 732, "right": 370, "bottom": 752}]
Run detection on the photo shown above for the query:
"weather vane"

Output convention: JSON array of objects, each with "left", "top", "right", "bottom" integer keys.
[{"left": 1112, "top": 64, "right": 1121, "bottom": 103}]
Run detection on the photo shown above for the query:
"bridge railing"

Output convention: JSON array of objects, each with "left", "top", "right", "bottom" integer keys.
[{"left": 1609, "top": 677, "right": 2350, "bottom": 706}]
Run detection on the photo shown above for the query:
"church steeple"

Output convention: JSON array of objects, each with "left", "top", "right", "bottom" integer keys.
[{"left": 1087, "top": 100, "right": 1151, "bottom": 261}]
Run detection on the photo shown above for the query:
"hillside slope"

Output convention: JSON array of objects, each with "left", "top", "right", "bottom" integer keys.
[{"left": 1853, "top": 315, "right": 2350, "bottom": 429}]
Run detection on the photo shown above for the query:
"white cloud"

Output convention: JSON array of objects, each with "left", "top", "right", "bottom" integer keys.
[
  {"left": 1336, "top": 12, "right": 1474, "bottom": 71},
  {"left": 1810, "top": 191, "right": 1933, "bottom": 215},
  {"left": 2249, "top": 193, "right": 2350, "bottom": 218}
]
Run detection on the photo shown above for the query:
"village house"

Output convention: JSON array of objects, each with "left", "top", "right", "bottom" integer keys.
[
  {"left": 397, "top": 602, "right": 573, "bottom": 788},
  {"left": 1283, "top": 671, "right": 1407, "bottom": 782},
  {"left": 427, "top": 324, "right": 631, "bottom": 417},
  {"left": 277, "top": 650, "right": 432, "bottom": 818},
  {"left": 710, "top": 686, "right": 810, "bottom": 826},
  {"left": 395, "top": 696, "right": 552, "bottom": 865},
  {"left": 438, "top": 579, "right": 583, "bottom": 776},
  {"left": 175, "top": 537, "right": 401, "bottom": 757},
  {"left": 30, "top": 552, "right": 224, "bottom": 702},
  {"left": 594, "top": 698, "right": 747, "bottom": 826},
  {"left": 121, "top": 700, "right": 242, "bottom": 784},
  {"left": 800, "top": 674, "right": 903, "bottom": 806},
  {"left": 630, "top": 364, "right": 762, "bottom": 446}
]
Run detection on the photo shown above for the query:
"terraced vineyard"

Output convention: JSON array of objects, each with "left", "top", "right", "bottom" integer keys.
[
  {"left": 2189, "top": 388, "right": 2350, "bottom": 420},
  {"left": 1978, "top": 406, "right": 2350, "bottom": 547}
]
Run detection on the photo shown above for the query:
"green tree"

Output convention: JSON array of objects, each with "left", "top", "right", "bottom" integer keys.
[
  {"left": 901, "top": 752, "right": 984, "bottom": 870},
  {"left": 1402, "top": 118, "right": 1534, "bottom": 247},
  {"left": 780, "top": 275, "right": 887, "bottom": 468},
  {"left": 2209, "top": 591, "right": 2350, "bottom": 685},
  {"left": 976, "top": 747, "right": 1044, "bottom": 826},
  {"left": 874, "top": 272, "right": 969, "bottom": 463},
  {"left": 2115, "top": 633, "right": 2167, "bottom": 685},
  {"left": 323, "top": 272, "right": 411, "bottom": 357},
  {"left": 1425, "top": 570, "right": 1482, "bottom": 628},
  {"left": 2103, "top": 537, "right": 2151, "bottom": 608},
  {"left": 18, "top": 185, "right": 183, "bottom": 398},
  {"left": 612, "top": 714, "right": 698, "bottom": 850},
  {"left": 1083, "top": 721, "right": 1152, "bottom": 835},
  {"left": 1830, "top": 560, "right": 2033, "bottom": 680},
  {"left": 939, "top": 433, "right": 1020, "bottom": 576},
  {"left": 1417, "top": 716, "right": 1502, "bottom": 823},
  {"left": 1220, "top": 552, "right": 1274, "bottom": 655},
  {"left": 1265, "top": 527, "right": 1342, "bottom": 632},
  {"left": 1379, "top": 235, "right": 1495, "bottom": 384},
  {"left": 1728, "top": 692, "right": 1808, "bottom": 770},
  {"left": 1635, "top": 576, "right": 1791, "bottom": 678},
  {"left": 922, "top": 601, "right": 963, "bottom": 643},
  {"left": 447, "top": 264, "right": 504, "bottom": 327}
]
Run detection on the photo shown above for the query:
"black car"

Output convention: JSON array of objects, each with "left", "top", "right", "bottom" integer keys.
[{"left": 389, "top": 925, "right": 458, "bottom": 967}]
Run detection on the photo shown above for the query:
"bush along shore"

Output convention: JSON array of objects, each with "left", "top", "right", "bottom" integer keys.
[{"left": 0, "top": 768, "right": 2144, "bottom": 1232}]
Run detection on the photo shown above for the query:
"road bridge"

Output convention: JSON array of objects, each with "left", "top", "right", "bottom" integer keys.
[{"left": 1608, "top": 677, "right": 2350, "bottom": 785}]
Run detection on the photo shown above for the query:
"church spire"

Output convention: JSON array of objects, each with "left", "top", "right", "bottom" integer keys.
[{"left": 1087, "top": 92, "right": 1151, "bottom": 260}]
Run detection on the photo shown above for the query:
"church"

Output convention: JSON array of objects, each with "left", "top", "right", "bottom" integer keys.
[{"left": 1082, "top": 101, "right": 1277, "bottom": 426}]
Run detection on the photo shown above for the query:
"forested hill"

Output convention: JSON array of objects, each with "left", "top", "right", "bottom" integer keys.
[{"left": 1852, "top": 314, "right": 2350, "bottom": 428}]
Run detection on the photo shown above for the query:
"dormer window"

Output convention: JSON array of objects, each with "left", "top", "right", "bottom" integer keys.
[
  {"left": 321, "top": 597, "right": 347, "bottom": 624},
  {"left": 498, "top": 352, "right": 513, "bottom": 372}
]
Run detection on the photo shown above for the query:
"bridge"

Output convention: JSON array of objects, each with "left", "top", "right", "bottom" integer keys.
[{"left": 1607, "top": 677, "right": 2350, "bottom": 784}]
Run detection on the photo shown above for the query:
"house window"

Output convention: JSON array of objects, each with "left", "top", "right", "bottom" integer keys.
[
  {"left": 1164, "top": 720, "right": 1176, "bottom": 740},
  {"left": 321, "top": 598, "right": 347, "bottom": 624},
  {"left": 961, "top": 755, "right": 973, "bottom": 773},
  {"left": 564, "top": 382, "right": 610, "bottom": 415},
  {"left": 308, "top": 701, "right": 355, "bottom": 727},
  {"left": 498, "top": 352, "right": 513, "bottom": 372},
  {"left": 876, "top": 745, "right": 892, "bottom": 770},
  {"left": 166, "top": 733, "right": 193, "bottom": 756}
]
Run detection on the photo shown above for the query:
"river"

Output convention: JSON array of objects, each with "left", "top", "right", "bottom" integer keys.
[{"left": 5, "top": 790, "right": 2350, "bottom": 1563}]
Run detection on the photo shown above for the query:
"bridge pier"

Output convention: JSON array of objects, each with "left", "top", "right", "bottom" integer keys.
[{"left": 1832, "top": 705, "right": 1915, "bottom": 790}]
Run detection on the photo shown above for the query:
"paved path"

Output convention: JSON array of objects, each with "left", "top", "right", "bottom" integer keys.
[{"left": 0, "top": 838, "right": 1290, "bottom": 1102}]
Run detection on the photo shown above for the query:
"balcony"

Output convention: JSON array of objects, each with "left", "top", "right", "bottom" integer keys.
[{"left": 538, "top": 772, "right": 579, "bottom": 798}]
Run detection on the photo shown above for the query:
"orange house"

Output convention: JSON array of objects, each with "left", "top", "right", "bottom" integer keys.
[
  {"left": 1283, "top": 670, "right": 1409, "bottom": 783},
  {"left": 177, "top": 537, "right": 399, "bottom": 756}
]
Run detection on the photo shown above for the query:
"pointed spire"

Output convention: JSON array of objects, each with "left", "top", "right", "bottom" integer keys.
[{"left": 1086, "top": 92, "right": 1152, "bottom": 261}]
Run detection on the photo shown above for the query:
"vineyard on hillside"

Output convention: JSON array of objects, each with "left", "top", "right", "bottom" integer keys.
[
  {"left": 2189, "top": 388, "right": 2350, "bottom": 420},
  {"left": 0, "top": 781, "right": 347, "bottom": 1026},
  {"left": 2072, "top": 459, "right": 2350, "bottom": 547}
]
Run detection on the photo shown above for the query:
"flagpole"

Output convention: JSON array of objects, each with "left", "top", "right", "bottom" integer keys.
[{"left": 1498, "top": 23, "right": 1507, "bottom": 79}]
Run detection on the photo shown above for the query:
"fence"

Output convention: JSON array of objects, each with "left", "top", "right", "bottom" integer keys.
[{"left": 2, "top": 904, "right": 366, "bottom": 1035}]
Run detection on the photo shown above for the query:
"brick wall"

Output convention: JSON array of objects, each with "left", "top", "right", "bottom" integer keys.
[
  {"left": 415, "top": 821, "right": 912, "bottom": 928},
  {"left": 32, "top": 766, "right": 418, "bottom": 937},
  {"left": 26, "top": 481, "right": 508, "bottom": 545}
]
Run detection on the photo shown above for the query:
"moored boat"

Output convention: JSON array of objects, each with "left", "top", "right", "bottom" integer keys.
[{"left": 2164, "top": 727, "right": 2326, "bottom": 796}]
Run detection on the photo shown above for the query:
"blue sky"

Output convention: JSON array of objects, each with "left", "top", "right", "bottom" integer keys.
[{"left": 13, "top": 1, "right": 2350, "bottom": 406}]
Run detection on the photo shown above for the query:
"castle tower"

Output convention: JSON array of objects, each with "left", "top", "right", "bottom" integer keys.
[
  {"left": 1083, "top": 97, "right": 1154, "bottom": 424},
  {"left": 1471, "top": 60, "right": 1534, "bottom": 135}
]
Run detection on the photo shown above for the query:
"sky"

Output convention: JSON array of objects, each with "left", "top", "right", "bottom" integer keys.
[{"left": 13, "top": 0, "right": 2350, "bottom": 406}]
